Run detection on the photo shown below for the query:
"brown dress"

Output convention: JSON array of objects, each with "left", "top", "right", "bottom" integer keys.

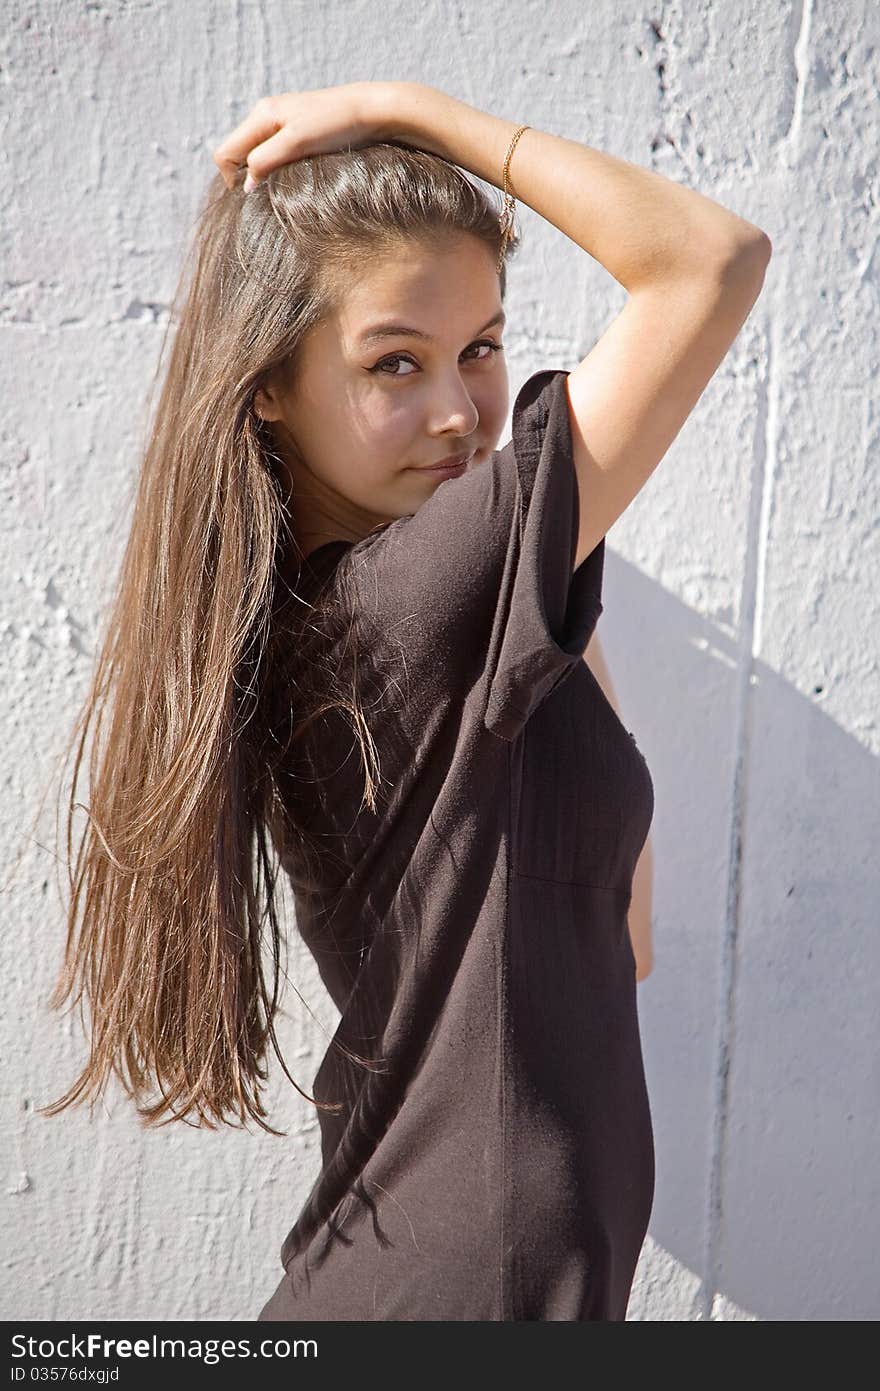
[{"left": 257, "top": 367, "right": 655, "bottom": 1321}]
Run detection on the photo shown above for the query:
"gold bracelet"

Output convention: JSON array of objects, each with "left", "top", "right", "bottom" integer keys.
[{"left": 497, "top": 124, "right": 530, "bottom": 271}]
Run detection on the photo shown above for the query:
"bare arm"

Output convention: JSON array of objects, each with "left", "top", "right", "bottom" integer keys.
[
  {"left": 377, "top": 82, "right": 769, "bottom": 283},
  {"left": 583, "top": 632, "right": 654, "bottom": 982},
  {"left": 373, "top": 83, "right": 772, "bottom": 567}
]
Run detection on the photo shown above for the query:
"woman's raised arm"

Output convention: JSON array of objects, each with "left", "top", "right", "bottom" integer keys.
[{"left": 370, "top": 82, "right": 772, "bottom": 570}]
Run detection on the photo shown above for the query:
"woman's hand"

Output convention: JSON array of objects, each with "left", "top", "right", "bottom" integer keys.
[{"left": 212, "top": 81, "right": 403, "bottom": 191}]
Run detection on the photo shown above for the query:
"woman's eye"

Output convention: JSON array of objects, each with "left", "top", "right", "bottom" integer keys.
[
  {"left": 370, "top": 340, "right": 504, "bottom": 377},
  {"left": 468, "top": 339, "right": 504, "bottom": 361},
  {"left": 371, "top": 353, "right": 418, "bottom": 377}
]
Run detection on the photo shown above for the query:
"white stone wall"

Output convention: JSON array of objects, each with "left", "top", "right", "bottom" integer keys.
[{"left": 2, "top": 0, "right": 877, "bottom": 1321}]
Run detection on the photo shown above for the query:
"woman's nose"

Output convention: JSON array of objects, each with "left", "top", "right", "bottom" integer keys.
[{"left": 432, "top": 379, "right": 479, "bottom": 437}]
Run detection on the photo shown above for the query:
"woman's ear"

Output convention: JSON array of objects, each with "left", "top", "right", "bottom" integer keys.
[{"left": 253, "top": 381, "right": 285, "bottom": 423}]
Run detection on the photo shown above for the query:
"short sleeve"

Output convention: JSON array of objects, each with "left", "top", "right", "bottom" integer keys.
[{"left": 337, "top": 367, "right": 605, "bottom": 743}]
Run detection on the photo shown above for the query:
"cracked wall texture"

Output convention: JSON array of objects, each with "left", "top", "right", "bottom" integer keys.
[{"left": 2, "top": 0, "right": 878, "bottom": 1322}]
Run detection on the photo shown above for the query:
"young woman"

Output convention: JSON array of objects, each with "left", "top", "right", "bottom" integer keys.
[{"left": 42, "top": 81, "right": 770, "bottom": 1321}]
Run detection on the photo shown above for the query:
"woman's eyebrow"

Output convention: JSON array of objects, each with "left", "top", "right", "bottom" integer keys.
[{"left": 356, "top": 309, "right": 506, "bottom": 347}]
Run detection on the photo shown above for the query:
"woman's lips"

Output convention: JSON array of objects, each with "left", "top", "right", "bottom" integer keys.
[{"left": 414, "top": 452, "right": 473, "bottom": 477}]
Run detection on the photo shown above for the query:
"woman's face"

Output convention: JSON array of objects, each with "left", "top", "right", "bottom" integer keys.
[{"left": 254, "top": 231, "right": 509, "bottom": 555}]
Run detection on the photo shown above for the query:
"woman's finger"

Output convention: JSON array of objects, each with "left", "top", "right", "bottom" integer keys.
[
  {"left": 212, "top": 84, "right": 385, "bottom": 190},
  {"left": 241, "top": 126, "right": 307, "bottom": 187},
  {"left": 212, "top": 99, "right": 283, "bottom": 186}
]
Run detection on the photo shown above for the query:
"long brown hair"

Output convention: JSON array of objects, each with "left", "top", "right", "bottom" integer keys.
[{"left": 35, "top": 142, "right": 520, "bottom": 1136}]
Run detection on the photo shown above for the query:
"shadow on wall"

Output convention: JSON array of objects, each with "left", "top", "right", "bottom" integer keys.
[{"left": 603, "top": 549, "right": 879, "bottom": 1323}]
